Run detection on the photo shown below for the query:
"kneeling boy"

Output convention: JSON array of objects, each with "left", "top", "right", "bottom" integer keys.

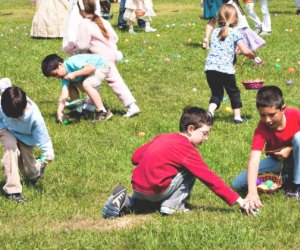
[{"left": 103, "top": 106, "right": 245, "bottom": 217}]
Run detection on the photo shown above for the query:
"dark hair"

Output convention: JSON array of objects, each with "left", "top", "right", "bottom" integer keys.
[
  {"left": 41, "top": 54, "right": 64, "bottom": 77},
  {"left": 256, "top": 86, "right": 284, "bottom": 109},
  {"left": 1, "top": 86, "right": 27, "bottom": 118},
  {"left": 179, "top": 106, "right": 213, "bottom": 132},
  {"left": 79, "top": 0, "right": 109, "bottom": 39}
]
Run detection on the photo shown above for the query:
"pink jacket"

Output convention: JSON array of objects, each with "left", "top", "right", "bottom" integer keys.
[{"left": 76, "top": 18, "right": 119, "bottom": 62}]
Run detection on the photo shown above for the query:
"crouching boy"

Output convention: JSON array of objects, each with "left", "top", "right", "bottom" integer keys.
[
  {"left": 0, "top": 85, "right": 54, "bottom": 202},
  {"left": 102, "top": 106, "right": 245, "bottom": 218}
]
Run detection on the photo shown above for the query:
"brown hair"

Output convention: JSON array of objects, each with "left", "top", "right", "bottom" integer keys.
[
  {"left": 217, "top": 4, "right": 238, "bottom": 41},
  {"left": 79, "top": 0, "right": 109, "bottom": 39}
]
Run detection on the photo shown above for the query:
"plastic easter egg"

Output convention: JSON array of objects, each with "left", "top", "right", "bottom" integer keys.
[
  {"left": 138, "top": 132, "right": 145, "bottom": 137},
  {"left": 164, "top": 57, "right": 171, "bottom": 62},
  {"left": 286, "top": 80, "right": 293, "bottom": 85},
  {"left": 265, "top": 180, "right": 273, "bottom": 188},
  {"left": 275, "top": 64, "right": 281, "bottom": 69},
  {"left": 297, "top": 61, "right": 300, "bottom": 66},
  {"left": 225, "top": 107, "right": 233, "bottom": 113},
  {"left": 63, "top": 118, "right": 70, "bottom": 125},
  {"left": 187, "top": 38, "right": 192, "bottom": 43},
  {"left": 192, "top": 87, "right": 197, "bottom": 92},
  {"left": 288, "top": 67, "right": 296, "bottom": 73},
  {"left": 256, "top": 177, "right": 263, "bottom": 185}
]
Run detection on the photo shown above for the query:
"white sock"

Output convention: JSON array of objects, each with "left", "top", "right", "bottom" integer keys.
[
  {"left": 128, "top": 102, "right": 138, "bottom": 110},
  {"left": 99, "top": 107, "right": 107, "bottom": 113}
]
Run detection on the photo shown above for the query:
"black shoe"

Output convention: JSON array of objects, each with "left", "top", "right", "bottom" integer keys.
[
  {"left": 285, "top": 183, "right": 300, "bottom": 199},
  {"left": 102, "top": 184, "right": 127, "bottom": 219},
  {"left": 93, "top": 110, "right": 113, "bottom": 123},
  {"left": 6, "top": 193, "right": 25, "bottom": 203}
]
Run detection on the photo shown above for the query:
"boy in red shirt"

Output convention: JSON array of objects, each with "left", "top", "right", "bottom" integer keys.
[
  {"left": 102, "top": 106, "right": 246, "bottom": 218},
  {"left": 232, "top": 86, "right": 300, "bottom": 213}
]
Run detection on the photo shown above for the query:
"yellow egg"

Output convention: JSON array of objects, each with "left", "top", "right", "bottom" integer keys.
[
  {"left": 225, "top": 107, "right": 233, "bottom": 113},
  {"left": 138, "top": 132, "right": 145, "bottom": 137}
]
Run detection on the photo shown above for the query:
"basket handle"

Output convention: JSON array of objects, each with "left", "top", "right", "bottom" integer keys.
[{"left": 237, "top": 57, "right": 265, "bottom": 81}]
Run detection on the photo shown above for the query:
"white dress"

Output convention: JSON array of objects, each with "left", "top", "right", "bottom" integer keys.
[
  {"left": 31, "top": 0, "right": 70, "bottom": 38},
  {"left": 124, "top": 0, "right": 156, "bottom": 22}
]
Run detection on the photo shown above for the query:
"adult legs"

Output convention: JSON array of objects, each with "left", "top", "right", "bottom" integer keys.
[
  {"left": 245, "top": 1, "right": 262, "bottom": 31},
  {"left": 259, "top": 0, "right": 271, "bottom": 33},
  {"left": 117, "top": 0, "right": 127, "bottom": 28},
  {"left": 292, "top": 132, "right": 300, "bottom": 184}
]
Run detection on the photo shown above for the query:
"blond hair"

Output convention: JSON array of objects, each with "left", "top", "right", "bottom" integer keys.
[
  {"left": 217, "top": 4, "right": 238, "bottom": 41},
  {"left": 79, "top": 0, "right": 109, "bottom": 40}
]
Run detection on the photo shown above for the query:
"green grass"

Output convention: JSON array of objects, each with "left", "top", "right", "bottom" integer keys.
[{"left": 0, "top": 0, "right": 300, "bottom": 249}]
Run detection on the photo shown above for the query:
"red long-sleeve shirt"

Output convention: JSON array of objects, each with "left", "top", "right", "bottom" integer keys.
[{"left": 131, "top": 133, "right": 239, "bottom": 206}]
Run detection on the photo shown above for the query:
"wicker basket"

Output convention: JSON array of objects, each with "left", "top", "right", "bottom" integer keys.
[
  {"left": 257, "top": 173, "right": 282, "bottom": 193},
  {"left": 239, "top": 58, "right": 265, "bottom": 90},
  {"left": 135, "top": 9, "right": 145, "bottom": 18}
]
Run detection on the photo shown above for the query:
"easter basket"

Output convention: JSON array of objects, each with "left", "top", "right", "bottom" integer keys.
[
  {"left": 135, "top": 9, "right": 145, "bottom": 18},
  {"left": 239, "top": 58, "right": 264, "bottom": 90},
  {"left": 257, "top": 173, "right": 282, "bottom": 193}
]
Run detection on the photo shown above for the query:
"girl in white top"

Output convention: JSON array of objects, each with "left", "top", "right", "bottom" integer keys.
[{"left": 124, "top": 0, "right": 157, "bottom": 34}]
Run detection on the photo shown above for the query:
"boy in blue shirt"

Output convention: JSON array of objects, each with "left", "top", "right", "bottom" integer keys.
[
  {"left": 41, "top": 53, "right": 112, "bottom": 123},
  {"left": 0, "top": 84, "right": 54, "bottom": 202}
]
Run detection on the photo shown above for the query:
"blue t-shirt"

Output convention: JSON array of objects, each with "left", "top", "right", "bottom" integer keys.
[
  {"left": 205, "top": 27, "right": 242, "bottom": 74},
  {"left": 62, "top": 54, "right": 107, "bottom": 87}
]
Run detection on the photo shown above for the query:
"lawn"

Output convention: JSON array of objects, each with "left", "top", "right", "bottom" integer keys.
[{"left": 0, "top": 0, "right": 300, "bottom": 249}]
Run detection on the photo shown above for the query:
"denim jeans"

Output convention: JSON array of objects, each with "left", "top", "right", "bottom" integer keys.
[
  {"left": 117, "top": 0, "right": 145, "bottom": 28},
  {"left": 232, "top": 131, "right": 300, "bottom": 190}
]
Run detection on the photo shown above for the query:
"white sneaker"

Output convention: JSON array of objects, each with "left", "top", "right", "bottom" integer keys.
[
  {"left": 129, "top": 29, "right": 137, "bottom": 35},
  {"left": 160, "top": 206, "right": 190, "bottom": 215},
  {"left": 145, "top": 27, "right": 157, "bottom": 33},
  {"left": 123, "top": 104, "right": 141, "bottom": 118}
]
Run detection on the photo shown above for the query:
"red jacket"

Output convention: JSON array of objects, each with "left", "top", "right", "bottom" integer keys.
[{"left": 131, "top": 133, "right": 239, "bottom": 206}]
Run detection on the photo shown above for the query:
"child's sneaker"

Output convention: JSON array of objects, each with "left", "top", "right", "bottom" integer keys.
[
  {"left": 123, "top": 104, "right": 141, "bottom": 118},
  {"left": 102, "top": 184, "right": 127, "bottom": 219},
  {"left": 285, "top": 183, "right": 300, "bottom": 200},
  {"left": 160, "top": 206, "right": 190, "bottom": 216},
  {"left": 5, "top": 193, "right": 25, "bottom": 203},
  {"left": 129, "top": 29, "right": 137, "bottom": 35},
  {"left": 145, "top": 27, "right": 157, "bottom": 33},
  {"left": 93, "top": 110, "right": 113, "bottom": 123}
]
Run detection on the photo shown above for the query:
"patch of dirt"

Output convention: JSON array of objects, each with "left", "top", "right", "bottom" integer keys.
[{"left": 53, "top": 215, "right": 151, "bottom": 232}]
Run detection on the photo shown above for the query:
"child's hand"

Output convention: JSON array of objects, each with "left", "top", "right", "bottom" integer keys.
[
  {"left": 254, "top": 57, "right": 264, "bottom": 65},
  {"left": 64, "top": 72, "right": 77, "bottom": 80},
  {"left": 56, "top": 112, "right": 64, "bottom": 123},
  {"left": 273, "top": 146, "right": 293, "bottom": 161}
]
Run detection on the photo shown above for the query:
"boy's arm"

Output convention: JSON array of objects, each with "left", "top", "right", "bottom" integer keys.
[
  {"left": 64, "top": 64, "right": 96, "bottom": 81},
  {"left": 244, "top": 150, "right": 263, "bottom": 211},
  {"left": 57, "top": 86, "right": 69, "bottom": 121},
  {"left": 131, "top": 141, "right": 152, "bottom": 165}
]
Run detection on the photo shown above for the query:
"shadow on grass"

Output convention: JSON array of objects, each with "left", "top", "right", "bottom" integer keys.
[
  {"left": 214, "top": 113, "right": 253, "bottom": 124},
  {"left": 185, "top": 42, "right": 202, "bottom": 49}
]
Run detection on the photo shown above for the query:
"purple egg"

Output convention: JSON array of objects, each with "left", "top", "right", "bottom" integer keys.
[
  {"left": 256, "top": 177, "right": 263, "bottom": 185},
  {"left": 286, "top": 80, "right": 293, "bottom": 85}
]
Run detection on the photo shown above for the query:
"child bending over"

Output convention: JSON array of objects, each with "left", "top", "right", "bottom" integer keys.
[
  {"left": 0, "top": 82, "right": 54, "bottom": 203},
  {"left": 232, "top": 86, "right": 300, "bottom": 213},
  {"left": 41, "top": 53, "right": 112, "bottom": 123},
  {"left": 76, "top": 0, "right": 141, "bottom": 118},
  {"left": 205, "top": 4, "right": 262, "bottom": 124},
  {"left": 102, "top": 106, "right": 246, "bottom": 218}
]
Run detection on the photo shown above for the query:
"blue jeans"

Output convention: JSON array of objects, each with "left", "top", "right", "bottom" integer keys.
[
  {"left": 117, "top": 0, "right": 145, "bottom": 28},
  {"left": 232, "top": 131, "right": 300, "bottom": 190}
]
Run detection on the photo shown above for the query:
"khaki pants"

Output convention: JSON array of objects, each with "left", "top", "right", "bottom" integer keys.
[{"left": 0, "top": 129, "right": 41, "bottom": 194}]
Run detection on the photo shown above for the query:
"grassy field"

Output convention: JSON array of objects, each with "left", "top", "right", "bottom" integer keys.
[{"left": 0, "top": 0, "right": 300, "bottom": 249}]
